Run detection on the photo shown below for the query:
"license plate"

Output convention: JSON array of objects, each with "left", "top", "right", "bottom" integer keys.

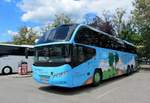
[{"left": 40, "top": 76, "right": 49, "bottom": 84}]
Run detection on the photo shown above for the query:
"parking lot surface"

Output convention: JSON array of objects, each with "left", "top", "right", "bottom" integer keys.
[{"left": 0, "top": 70, "right": 150, "bottom": 103}]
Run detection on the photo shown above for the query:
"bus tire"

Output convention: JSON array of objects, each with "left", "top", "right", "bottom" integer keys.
[
  {"left": 126, "top": 65, "right": 131, "bottom": 75},
  {"left": 131, "top": 65, "right": 134, "bottom": 73},
  {"left": 2, "top": 66, "right": 12, "bottom": 75},
  {"left": 92, "top": 69, "right": 102, "bottom": 86}
]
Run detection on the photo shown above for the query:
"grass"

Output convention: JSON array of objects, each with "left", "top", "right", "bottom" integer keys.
[{"left": 103, "top": 67, "right": 117, "bottom": 80}]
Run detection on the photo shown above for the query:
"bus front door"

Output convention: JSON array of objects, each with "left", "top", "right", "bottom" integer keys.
[{"left": 71, "top": 45, "right": 94, "bottom": 87}]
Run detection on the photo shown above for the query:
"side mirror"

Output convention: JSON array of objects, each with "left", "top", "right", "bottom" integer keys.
[{"left": 72, "top": 44, "right": 78, "bottom": 62}]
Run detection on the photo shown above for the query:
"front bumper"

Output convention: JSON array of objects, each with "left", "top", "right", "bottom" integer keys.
[{"left": 32, "top": 64, "right": 74, "bottom": 88}]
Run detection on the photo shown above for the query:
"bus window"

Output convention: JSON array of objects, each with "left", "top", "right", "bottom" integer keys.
[
  {"left": 75, "top": 27, "right": 89, "bottom": 44},
  {"left": 37, "top": 24, "right": 78, "bottom": 44},
  {"left": 75, "top": 27, "right": 100, "bottom": 47},
  {"left": 34, "top": 44, "right": 71, "bottom": 66},
  {"left": 78, "top": 46, "right": 85, "bottom": 63},
  {"left": 72, "top": 45, "right": 96, "bottom": 67}
]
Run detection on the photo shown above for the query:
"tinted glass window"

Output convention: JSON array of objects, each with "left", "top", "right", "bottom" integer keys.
[
  {"left": 0, "top": 46, "right": 26, "bottom": 56},
  {"left": 75, "top": 27, "right": 115, "bottom": 48},
  {"left": 26, "top": 48, "right": 34, "bottom": 56},
  {"left": 37, "top": 24, "right": 77, "bottom": 44},
  {"left": 72, "top": 44, "right": 96, "bottom": 67},
  {"left": 74, "top": 26, "right": 136, "bottom": 53},
  {"left": 34, "top": 44, "right": 71, "bottom": 67},
  {"left": 124, "top": 43, "right": 136, "bottom": 53},
  {"left": 98, "top": 34, "right": 109, "bottom": 48},
  {"left": 75, "top": 27, "right": 89, "bottom": 44},
  {"left": 75, "top": 27, "right": 101, "bottom": 46}
]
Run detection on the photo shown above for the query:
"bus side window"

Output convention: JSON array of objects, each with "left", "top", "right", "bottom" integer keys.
[
  {"left": 72, "top": 45, "right": 78, "bottom": 62},
  {"left": 72, "top": 45, "right": 85, "bottom": 64},
  {"left": 84, "top": 47, "right": 96, "bottom": 59},
  {"left": 75, "top": 27, "right": 91, "bottom": 45},
  {"left": 25, "top": 48, "right": 29, "bottom": 59},
  {"left": 78, "top": 46, "right": 85, "bottom": 63}
]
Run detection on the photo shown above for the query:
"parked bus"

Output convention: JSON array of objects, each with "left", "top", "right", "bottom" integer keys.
[
  {"left": 0, "top": 44, "right": 34, "bottom": 74},
  {"left": 32, "top": 24, "right": 137, "bottom": 87}
]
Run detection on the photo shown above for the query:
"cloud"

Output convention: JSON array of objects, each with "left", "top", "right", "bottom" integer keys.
[
  {"left": 17, "top": 0, "right": 134, "bottom": 23},
  {"left": 7, "top": 30, "right": 18, "bottom": 36}
]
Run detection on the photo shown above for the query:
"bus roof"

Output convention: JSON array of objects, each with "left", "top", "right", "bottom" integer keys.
[
  {"left": 123, "top": 40, "right": 136, "bottom": 47},
  {"left": 35, "top": 41, "right": 71, "bottom": 47},
  {"left": 0, "top": 44, "right": 34, "bottom": 48},
  {"left": 35, "top": 23, "right": 135, "bottom": 48}
]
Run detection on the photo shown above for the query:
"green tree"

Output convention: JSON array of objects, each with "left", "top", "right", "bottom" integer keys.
[
  {"left": 42, "top": 14, "right": 72, "bottom": 32},
  {"left": 133, "top": 0, "right": 150, "bottom": 58},
  {"left": 112, "top": 8, "right": 126, "bottom": 37},
  {"left": 112, "top": 8, "right": 143, "bottom": 57},
  {"left": 87, "top": 11, "right": 115, "bottom": 35},
  {"left": 120, "top": 20, "right": 143, "bottom": 46},
  {"left": 52, "top": 14, "right": 72, "bottom": 27},
  {"left": 13, "top": 26, "right": 38, "bottom": 45}
]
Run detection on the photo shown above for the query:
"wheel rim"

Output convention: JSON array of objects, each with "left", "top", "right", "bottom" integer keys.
[
  {"left": 94, "top": 72, "right": 100, "bottom": 83},
  {"left": 4, "top": 68, "right": 10, "bottom": 74}
]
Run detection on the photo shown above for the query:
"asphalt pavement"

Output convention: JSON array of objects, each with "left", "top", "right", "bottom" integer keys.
[{"left": 0, "top": 70, "right": 150, "bottom": 103}]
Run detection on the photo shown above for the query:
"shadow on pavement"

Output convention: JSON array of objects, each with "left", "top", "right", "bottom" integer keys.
[
  {"left": 140, "top": 68, "right": 150, "bottom": 71},
  {"left": 39, "top": 72, "right": 138, "bottom": 95},
  {"left": 0, "top": 73, "right": 16, "bottom": 76}
]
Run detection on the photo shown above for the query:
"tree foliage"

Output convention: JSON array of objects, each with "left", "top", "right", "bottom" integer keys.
[
  {"left": 13, "top": 26, "right": 38, "bottom": 45},
  {"left": 112, "top": 8, "right": 142, "bottom": 45},
  {"left": 119, "top": 20, "right": 143, "bottom": 46},
  {"left": 42, "top": 14, "right": 72, "bottom": 32},
  {"left": 133, "top": 0, "right": 150, "bottom": 58},
  {"left": 86, "top": 9, "right": 143, "bottom": 47},
  {"left": 52, "top": 14, "right": 72, "bottom": 27},
  {"left": 112, "top": 8, "right": 126, "bottom": 36},
  {"left": 88, "top": 12, "right": 115, "bottom": 36}
]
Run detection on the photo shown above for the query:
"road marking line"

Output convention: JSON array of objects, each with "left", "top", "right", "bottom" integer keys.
[{"left": 96, "top": 87, "right": 119, "bottom": 99}]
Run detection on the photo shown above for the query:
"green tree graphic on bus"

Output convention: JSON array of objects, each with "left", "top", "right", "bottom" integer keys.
[
  {"left": 108, "top": 52, "right": 114, "bottom": 67},
  {"left": 109, "top": 52, "right": 119, "bottom": 69},
  {"left": 114, "top": 52, "right": 119, "bottom": 68}
]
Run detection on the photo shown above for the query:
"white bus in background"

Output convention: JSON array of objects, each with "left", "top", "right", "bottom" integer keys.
[{"left": 0, "top": 44, "right": 34, "bottom": 75}]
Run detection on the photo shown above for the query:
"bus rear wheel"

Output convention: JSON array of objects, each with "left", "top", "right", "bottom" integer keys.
[
  {"left": 92, "top": 70, "right": 102, "bottom": 86},
  {"left": 2, "top": 66, "right": 12, "bottom": 75},
  {"left": 131, "top": 65, "right": 134, "bottom": 73},
  {"left": 126, "top": 65, "right": 131, "bottom": 75}
]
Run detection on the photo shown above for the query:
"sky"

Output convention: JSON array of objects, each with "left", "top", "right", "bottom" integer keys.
[{"left": 0, "top": 0, "right": 134, "bottom": 42}]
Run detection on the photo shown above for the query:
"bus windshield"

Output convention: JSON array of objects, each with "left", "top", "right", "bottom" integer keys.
[
  {"left": 37, "top": 24, "right": 78, "bottom": 44},
  {"left": 34, "top": 44, "right": 71, "bottom": 66}
]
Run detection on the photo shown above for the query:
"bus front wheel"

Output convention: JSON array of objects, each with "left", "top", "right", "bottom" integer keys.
[
  {"left": 92, "top": 70, "right": 102, "bottom": 86},
  {"left": 2, "top": 66, "right": 12, "bottom": 75}
]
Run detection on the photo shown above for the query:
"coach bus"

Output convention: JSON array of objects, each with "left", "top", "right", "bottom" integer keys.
[
  {"left": 32, "top": 24, "right": 137, "bottom": 87},
  {"left": 0, "top": 44, "right": 34, "bottom": 74}
]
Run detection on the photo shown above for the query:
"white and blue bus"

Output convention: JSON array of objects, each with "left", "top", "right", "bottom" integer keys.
[
  {"left": 32, "top": 24, "right": 137, "bottom": 87},
  {"left": 0, "top": 44, "right": 34, "bottom": 75}
]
